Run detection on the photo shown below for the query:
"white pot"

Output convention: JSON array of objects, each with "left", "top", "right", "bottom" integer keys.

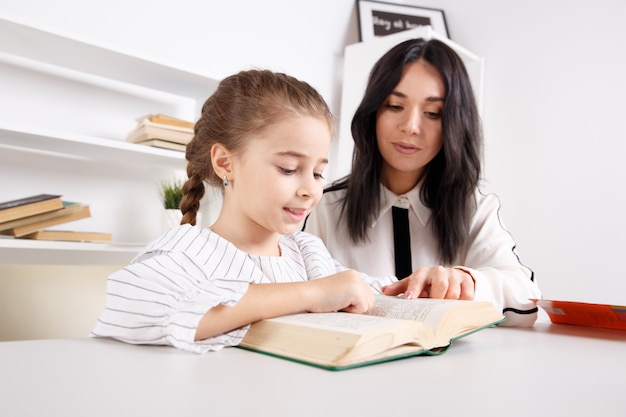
[
  {"left": 161, "top": 209, "right": 183, "bottom": 233},
  {"left": 160, "top": 209, "right": 202, "bottom": 233}
]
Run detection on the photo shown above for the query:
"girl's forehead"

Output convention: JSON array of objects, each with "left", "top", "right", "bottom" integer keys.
[{"left": 240, "top": 116, "right": 331, "bottom": 156}]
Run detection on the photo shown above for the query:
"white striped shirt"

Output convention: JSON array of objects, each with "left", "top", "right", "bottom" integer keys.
[{"left": 91, "top": 224, "right": 394, "bottom": 353}]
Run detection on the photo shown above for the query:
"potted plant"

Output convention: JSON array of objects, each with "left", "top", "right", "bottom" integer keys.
[
  {"left": 160, "top": 179, "right": 184, "bottom": 210},
  {"left": 159, "top": 179, "right": 184, "bottom": 231}
]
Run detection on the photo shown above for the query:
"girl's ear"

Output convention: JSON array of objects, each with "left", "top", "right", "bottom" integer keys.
[{"left": 211, "top": 143, "right": 233, "bottom": 179}]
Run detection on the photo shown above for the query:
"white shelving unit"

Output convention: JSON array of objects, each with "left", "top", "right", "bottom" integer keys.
[{"left": 0, "top": 16, "right": 220, "bottom": 265}]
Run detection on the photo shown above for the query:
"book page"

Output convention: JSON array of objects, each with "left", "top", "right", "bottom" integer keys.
[
  {"left": 366, "top": 295, "right": 466, "bottom": 330},
  {"left": 268, "top": 312, "right": 406, "bottom": 335}
]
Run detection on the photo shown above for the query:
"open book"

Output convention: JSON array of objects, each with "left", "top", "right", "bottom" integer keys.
[{"left": 239, "top": 295, "right": 505, "bottom": 370}]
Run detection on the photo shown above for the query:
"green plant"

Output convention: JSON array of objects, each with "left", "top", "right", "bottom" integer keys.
[{"left": 159, "top": 179, "right": 184, "bottom": 209}]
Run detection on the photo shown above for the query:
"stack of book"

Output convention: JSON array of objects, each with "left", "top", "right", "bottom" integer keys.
[
  {"left": 125, "top": 114, "right": 195, "bottom": 152},
  {"left": 0, "top": 194, "right": 112, "bottom": 242}
]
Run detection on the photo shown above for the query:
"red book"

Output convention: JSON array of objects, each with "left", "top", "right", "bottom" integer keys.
[{"left": 533, "top": 299, "right": 626, "bottom": 331}]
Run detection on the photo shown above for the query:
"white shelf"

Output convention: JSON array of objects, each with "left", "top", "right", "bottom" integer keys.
[
  {"left": 0, "top": 123, "right": 186, "bottom": 170},
  {"left": 0, "top": 16, "right": 221, "bottom": 263},
  {"left": 0, "top": 238, "right": 142, "bottom": 265},
  {"left": 0, "top": 16, "right": 218, "bottom": 102}
]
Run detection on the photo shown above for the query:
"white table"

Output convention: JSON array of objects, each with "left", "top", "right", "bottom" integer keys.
[{"left": 1, "top": 322, "right": 623, "bottom": 417}]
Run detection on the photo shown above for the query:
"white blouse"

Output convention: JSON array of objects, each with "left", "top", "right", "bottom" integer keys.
[
  {"left": 304, "top": 184, "right": 542, "bottom": 326},
  {"left": 92, "top": 225, "right": 393, "bottom": 353}
]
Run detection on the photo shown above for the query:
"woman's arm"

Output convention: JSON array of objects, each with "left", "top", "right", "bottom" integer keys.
[{"left": 382, "top": 191, "right": 541, "bottom": 326}]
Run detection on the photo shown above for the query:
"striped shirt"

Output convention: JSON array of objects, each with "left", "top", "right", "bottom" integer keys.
[{"left": 91, "top": 224, "right": 394, "bottom": 353}]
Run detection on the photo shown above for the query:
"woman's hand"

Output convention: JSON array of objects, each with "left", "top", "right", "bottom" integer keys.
[
  {"left": 381, "top": 266, "right": 475, "bottom": 300},
  {"left": 305, "top": 270, "right": 375, "bottom": 314}
]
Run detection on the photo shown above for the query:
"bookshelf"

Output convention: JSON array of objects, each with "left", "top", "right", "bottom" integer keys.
[{"left": 0, "top": 16, "right": 220, "bottom": 265}]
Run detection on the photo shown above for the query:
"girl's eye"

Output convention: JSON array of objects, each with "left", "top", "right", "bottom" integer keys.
[{"left": 278, "top": 166, "right": 325, "bottom": 180}]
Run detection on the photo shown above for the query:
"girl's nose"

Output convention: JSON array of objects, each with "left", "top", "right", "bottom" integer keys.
[{"left": 297, "top": 175, "right": 317, "bottom": 199}]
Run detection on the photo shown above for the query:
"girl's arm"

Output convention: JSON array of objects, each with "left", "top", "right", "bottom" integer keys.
[{"left": 195, "top": 269, "right": 374, "bottom": 340}]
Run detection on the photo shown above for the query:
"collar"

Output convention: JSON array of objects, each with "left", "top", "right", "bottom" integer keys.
[{"left": 373, "top": 183, "right": 432, "bottom": 227}]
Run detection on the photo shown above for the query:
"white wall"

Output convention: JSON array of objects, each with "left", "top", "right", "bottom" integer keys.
[
  {"left": 425, "top": 0, "right": 626, "bottom": 304},
  {"left": 1, "top": 0, "right": 624, "bottom": 340},
  {"left": 0, "top": 264, "right": 115, "bottom": 341}
]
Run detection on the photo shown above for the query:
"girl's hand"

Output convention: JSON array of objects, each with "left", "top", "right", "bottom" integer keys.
[
  {"left": 195, "top": 271, "right": 373, "bottom": 341},
  {"left": 381, "top": 266, "right": 475, "bottom": 300},
  {"left": 305, "top": 270, "right": 374, "bottom": 314}
]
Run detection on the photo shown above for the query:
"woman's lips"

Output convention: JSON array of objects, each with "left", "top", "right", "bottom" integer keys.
[{"left": 393, "top": 142, "right": 420, "bottom": 154}]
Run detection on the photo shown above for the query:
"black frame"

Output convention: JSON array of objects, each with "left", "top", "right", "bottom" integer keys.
[{"left": 356, "top": 0, "right": 449, "bottom": 41}]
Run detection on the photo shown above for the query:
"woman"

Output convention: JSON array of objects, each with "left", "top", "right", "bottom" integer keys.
[{"left": 304, "top": 38, "right": 541, "bottom": 326}]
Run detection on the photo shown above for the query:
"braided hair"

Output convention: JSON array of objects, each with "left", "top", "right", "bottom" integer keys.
[{"left": 180, "top": 69, "right": 333, "bottom": 225}]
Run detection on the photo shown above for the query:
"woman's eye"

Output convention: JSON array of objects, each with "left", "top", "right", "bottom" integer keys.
[
  {"left": 384, "top": 103, "right": 403, "bottom": 111},
  {"left": 425, "top": 111, "right": 442, "bottom": 119},
  {"left": 314, "top": 172, "right": 325, "bottom": 180}
]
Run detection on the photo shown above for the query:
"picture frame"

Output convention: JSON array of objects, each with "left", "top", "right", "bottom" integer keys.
[{"left": 356, "top": 0, "right": 449, "bottom": 41}]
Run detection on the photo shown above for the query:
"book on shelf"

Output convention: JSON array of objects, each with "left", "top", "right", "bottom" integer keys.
[
  {"left": 239, "top": 295, "right": 505, "bottom": 371},
  {"left": 0, "top": 194, "right": 64, "bottom": 223},
  {"left": 1, "top": 203, "right": 91, "bottom": 237},
  {"left": 139, "top": 113, "right": 195, "bottom": 129},
  {"left": 532, "top": 298, "right": 626, "bottom": 331},
  {"left": 126, "top": 117, "right": 194, "bottom": 145},
  {"left": 19, "top": 229, "right": 112, "bottom": 243},
  {"left": 135, "top": 138, "right": 186, "bottom": 152}
]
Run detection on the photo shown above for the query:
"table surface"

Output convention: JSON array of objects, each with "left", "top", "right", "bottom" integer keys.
[{"left": 1, "top": 321, "right": 624, "bottom": 417}]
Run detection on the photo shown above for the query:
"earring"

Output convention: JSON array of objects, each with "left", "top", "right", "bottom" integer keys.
[{"left": 223, "top": 176, "right": 229, "bottom": 187}]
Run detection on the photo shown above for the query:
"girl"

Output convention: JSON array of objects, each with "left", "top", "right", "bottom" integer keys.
[
  {"left": 92, "top": 70, "right": 381, "bottom": 353},
  {"left": 304, "top": 38, "right": 541, "bottom": 326}
]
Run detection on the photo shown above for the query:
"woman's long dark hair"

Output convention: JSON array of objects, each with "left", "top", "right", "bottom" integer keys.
[{"left": 328, "top": 38, "right": 482, "bottom": 264}]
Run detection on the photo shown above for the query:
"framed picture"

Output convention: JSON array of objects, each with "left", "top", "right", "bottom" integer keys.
[{"left": 356, "top": 0, "right": 449, "bottom": 41}]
